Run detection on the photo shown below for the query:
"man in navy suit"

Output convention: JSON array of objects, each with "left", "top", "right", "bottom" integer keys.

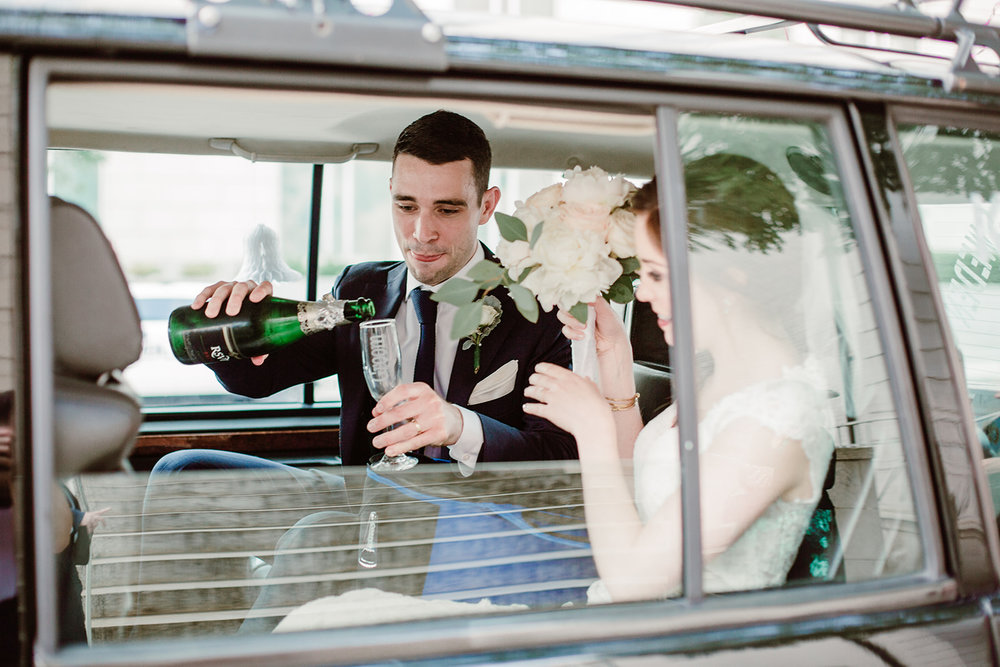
[
  {"left": 137, "top": 111, "right": 579, "bottom": 634},
  {"left": 154, "top": 110, "right": 574, "bottom": 476}
]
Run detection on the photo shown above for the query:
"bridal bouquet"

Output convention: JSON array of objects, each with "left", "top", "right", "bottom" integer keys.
[{"left": 434, "top": 165, "right": 638, "bottom": 345}]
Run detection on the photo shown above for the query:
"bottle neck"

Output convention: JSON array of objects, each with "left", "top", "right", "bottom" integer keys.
[{"left": 298, "top": 299, "right": 345, "bottom": 333}]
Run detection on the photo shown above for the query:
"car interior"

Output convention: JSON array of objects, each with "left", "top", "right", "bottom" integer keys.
[{"left": 39, "top": 70, "right": 921, "bottom": 642}]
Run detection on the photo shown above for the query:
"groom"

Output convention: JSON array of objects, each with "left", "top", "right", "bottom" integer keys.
[
  {"left": 139, "top": 111, "right": 581, "bottom": 635},
  {"left": 153, "top": 110, "right": 575, "bottom": 480}
]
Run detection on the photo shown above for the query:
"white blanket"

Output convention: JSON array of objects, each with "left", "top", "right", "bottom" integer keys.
[{"left": 273, "top": 588, "right": 528, "bottom": 633}]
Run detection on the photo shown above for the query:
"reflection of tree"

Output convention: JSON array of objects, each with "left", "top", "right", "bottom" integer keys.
[
  {"left": 903, "top": 126, "right": 1000, "bottom": 199},
  {"left": 684, "top": 153, "right": 800, "bottom": 254},
  {"left": 902, "top": 125, "right": 1000, "bottom": 283}
]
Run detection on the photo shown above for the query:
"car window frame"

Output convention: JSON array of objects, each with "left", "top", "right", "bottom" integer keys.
[
  {"left": 879, "top": 103, "right": 1000, "bottom": 588},
  {"left": 648, "top": 92, "right": 945, "bottom": 602},
  {"left": 25, "top": 55, "right": 953, "bottom": 666}
]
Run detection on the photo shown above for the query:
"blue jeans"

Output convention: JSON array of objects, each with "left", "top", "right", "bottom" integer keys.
[{"left": 133, "top": 450, "right": 351, "bottom": 637}]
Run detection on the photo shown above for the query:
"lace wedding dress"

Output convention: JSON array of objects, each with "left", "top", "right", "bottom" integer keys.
[{"left": 588, "top": 361, "right": 834, "bottom": 603}]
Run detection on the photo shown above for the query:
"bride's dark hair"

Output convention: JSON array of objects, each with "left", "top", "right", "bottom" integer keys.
[
  {"left": 632, "top": 153, "right": 807, "bottom": 354},
  {"left": 631, "top": 153, "right": 800, "bottom": 251}
]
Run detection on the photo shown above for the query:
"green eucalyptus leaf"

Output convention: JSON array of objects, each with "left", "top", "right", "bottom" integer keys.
[
  {"left": 468, "top": 259, "right": 506, "bottom": 284},
  {"left": 618, "top": 256, "right": 640, "bottom": 275},
  {"left": 569, "top": 302, "right": 589, "bottom": 324},
  {"left": 495, "top": 212, "right": 529, "bottom": 242},
  {"left": 432, "top": 278, "right": 480, "bottom": 306},
  {"left": 606, "top": 273, "right": 636, "bottom": 303},
  {"left": 452, "top": 302, "right": 485, "bottom": 340},
  {"left": 529, "top": 220, "right": 545, "bottom": 248},
  {"left": 507, "top": 283, "right": 539, "bottom": 323},
  {"left": 461, "top": 340, "right": 473, "bottom": 350},
  {"left": 517, "top": 265, "right": 537, "bottom": 282}
]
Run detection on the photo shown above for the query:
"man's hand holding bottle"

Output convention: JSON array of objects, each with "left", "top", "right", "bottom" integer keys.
[{"left": 192, "top": 280, "right": 274, "bottom": 365}]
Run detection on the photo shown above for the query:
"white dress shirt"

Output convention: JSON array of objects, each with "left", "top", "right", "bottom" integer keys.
[{"left": 396, "top": 246, "right": 486, "bottom": 474}]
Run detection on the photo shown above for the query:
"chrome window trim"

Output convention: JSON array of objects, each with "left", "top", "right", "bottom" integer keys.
[
  {"left": 654, "top": 104, "right": 703, "bottom": 602},
  {"left": 27, "top": 54, "right": 59, "bottom": 657}
]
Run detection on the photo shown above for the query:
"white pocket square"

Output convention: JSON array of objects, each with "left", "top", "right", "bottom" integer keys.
[{"left": 468, "top": 359, "right": 518, "bottom": 406}]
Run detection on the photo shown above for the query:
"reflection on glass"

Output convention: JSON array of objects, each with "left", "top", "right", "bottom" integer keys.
[
  {"left": 900, "top": 123, "right": 1000, "bottom": 540},
  {"left": 58, "top": 115, "right": 927, "bottom": 651},
  {"left": 661, "top": 113, "right": 921, "bottom": 589}
]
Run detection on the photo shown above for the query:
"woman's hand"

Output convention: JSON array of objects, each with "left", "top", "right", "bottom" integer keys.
[
  {"left": 558, "top": 299, "right": 636, "bottom": 399},
  {"left": 557, "top": 298, "right": 629, "bottom": 357},
  {"left": 523, "top": 362, "right": 614, "bottom": 448}
]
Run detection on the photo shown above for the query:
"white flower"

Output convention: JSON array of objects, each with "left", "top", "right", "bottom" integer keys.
[
  {"left": 562, "top": 166, "right": 633, "bottom": 210},
  {"left": 459, "top": 164, "right": 637, "bottom": 333},
  {"left": 480, "top": 303, "right": 501, "bottom": 327},
  {"left": 495, "top": 238, "right": 534, "bottom": 277},
  {"left": 522, "top": 182, "right": 563, "bottom": 211},
  {"left": 606, "top": 207, "right": 637, "bottom": 258},
  {"left": 514, "top": 182, "right": 563, "bottom": 232},
  {"left": 464, "top": 294, "right": 503, "bottom": 373},
  {"left": 522, "top": 227, "right": 622, "bottom": 311}
]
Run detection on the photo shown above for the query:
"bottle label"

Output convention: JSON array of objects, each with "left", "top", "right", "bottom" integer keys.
[{"left": 181, "top": 326, "right": 243, "bottom": 362}]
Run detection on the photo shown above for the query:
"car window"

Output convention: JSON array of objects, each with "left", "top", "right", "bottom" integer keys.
[
  {"left": 43, "top": 83, "right": 926, "bottom": 654},
  {"left": 896, "top": 121, "right": 1000, "bottom": 521},
  {"left": 673, "top": 111, "right": 924, "bottom": 586}
]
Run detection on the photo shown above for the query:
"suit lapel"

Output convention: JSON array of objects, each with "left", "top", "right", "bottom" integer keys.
[
  {"left": 446, "top": 284, "right": 517, "bottom": 404},
  {"left": 379, "top": 262, "right": 407, "bottom": 317}
]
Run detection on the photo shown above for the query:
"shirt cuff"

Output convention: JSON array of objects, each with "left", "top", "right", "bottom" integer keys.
[{"left": 449, "top": 405, "right": 484, "bottom": 476}]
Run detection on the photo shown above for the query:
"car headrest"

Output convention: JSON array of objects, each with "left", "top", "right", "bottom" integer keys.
[
  {"left": 54, "top": 375, "right": 141, "bottom": 476},
  {"left": 50, "top": 197, "right": 142, "bottom": 378},
  {"left": 633, "top": 361, "right": 671, "bottom": 423}
]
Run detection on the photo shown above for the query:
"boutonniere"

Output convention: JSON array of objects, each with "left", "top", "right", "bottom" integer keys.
[{"left": 462, "top": 295, "right": 502, "bottom": 373}]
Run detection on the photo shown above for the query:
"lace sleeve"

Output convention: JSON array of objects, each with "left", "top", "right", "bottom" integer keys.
[{"left": 706, "top": 376, "right": 834, "bottom": 502}]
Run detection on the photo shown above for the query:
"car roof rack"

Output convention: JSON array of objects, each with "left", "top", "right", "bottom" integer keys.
[{"left": 648, "top": 0, "right": 1000, "bottom": 92}]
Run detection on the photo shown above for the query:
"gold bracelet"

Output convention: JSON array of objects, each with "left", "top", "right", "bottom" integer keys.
[{"left": 606, "top": 392, "right": 640, "bottom": 411}]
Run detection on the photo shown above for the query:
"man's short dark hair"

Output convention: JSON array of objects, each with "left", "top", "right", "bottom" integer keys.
[{"left": 393, "top": 110, "right": 492, "bottom": 199}]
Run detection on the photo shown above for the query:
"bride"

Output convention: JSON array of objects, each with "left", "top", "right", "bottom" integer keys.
[{"left": 523, "top": 155, "right": 834, "bottom": 602}]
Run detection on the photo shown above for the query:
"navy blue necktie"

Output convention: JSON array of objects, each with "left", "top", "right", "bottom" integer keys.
[{"left": 411, "top": 288, "right": 437, "bottom": 388}]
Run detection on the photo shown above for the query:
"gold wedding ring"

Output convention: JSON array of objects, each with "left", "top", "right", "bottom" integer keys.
[{"left": 412, "top": 419, "right": 422, "bottom": 435}]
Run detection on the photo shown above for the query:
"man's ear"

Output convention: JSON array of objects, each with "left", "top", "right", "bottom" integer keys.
[{"left": 479, "top": 186, "right": 501, "bottom": 226}]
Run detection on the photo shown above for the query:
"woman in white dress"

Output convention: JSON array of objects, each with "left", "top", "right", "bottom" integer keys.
[{"left": 524, "top": 155, "right": 834, "bottom": 603}]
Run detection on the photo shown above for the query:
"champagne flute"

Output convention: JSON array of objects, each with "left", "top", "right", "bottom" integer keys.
[{"left": 360, "top": 319, "right": 418, "bottom": 472}]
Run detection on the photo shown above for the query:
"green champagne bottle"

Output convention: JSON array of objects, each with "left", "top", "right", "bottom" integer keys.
[{"left": 168, "top": 294, "right": 375, "bottom": 364}]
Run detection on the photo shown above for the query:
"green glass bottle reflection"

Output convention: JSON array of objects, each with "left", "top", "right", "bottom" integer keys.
[{"left": 168, "top": 295, "right": 375, "bottom": 365}]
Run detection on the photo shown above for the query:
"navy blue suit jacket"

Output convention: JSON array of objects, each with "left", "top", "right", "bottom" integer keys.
[{"left": 210, "top": 252, "right": 576, "bottom": 467}]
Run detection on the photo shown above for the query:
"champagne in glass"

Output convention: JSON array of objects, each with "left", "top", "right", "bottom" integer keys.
[{"left": 360, "top": 319, "right": 418, "bottom": 472}]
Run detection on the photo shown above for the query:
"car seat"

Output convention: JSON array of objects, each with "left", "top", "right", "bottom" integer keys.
[{"left": 50, "top": 196, "right": 142, "bottom": 476}]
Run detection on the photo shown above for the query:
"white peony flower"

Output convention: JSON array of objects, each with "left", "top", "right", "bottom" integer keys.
[
  {"left": 562, "top": 166, "right": 633, "bottom": 211},
  {"left": 514, "top": 182, "right": 563, "bottom": 232},
  {"left": 522, "top": 182, "right": 563, "bottom": 211},
  {"left": 523, "top": 227, "right": 622, "bottom": 311},
  {"left": 495, "top": 238, "right": 535, "bottom": 277},
  {"left": 606, "top": 207, "right": 637, "bottom": 258}
]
